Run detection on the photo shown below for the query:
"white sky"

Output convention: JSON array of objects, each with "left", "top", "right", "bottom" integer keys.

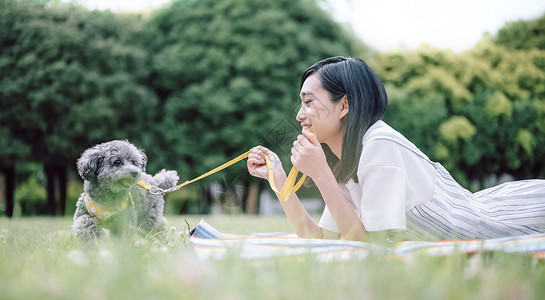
[
  {"left": 329, "top": 0, "right": 545, "bottom": 52},
  {"left": 74, "top": 0, "right": 545, "bottom": 53}
]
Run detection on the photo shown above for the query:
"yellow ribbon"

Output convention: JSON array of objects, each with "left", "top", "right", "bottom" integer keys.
[
  {"left": 277, "top": 128, "right": 314, "bottom": 202},
  {"left": 137, "top": 129, "right": 314, "bottom": 202},
  {"left": 265, "top": 155, "right": 307, "bottom": 202},
  {"left": 137, "top": 152, "right": 251, "bottom": 194}
]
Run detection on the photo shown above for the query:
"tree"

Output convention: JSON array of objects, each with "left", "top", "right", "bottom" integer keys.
[
  {"left": 496, "top": 14, "right": 545, "bottom": 50},
  {"left": 0, "top": 0, "right": 157, "bottom": 215},
  {"left": 0, "top": 127, "right": 30, "bottom": 217},
  {"left": 149, "top": 0, "right": 366, "bottom": 212},
  {"left": 375, "top": 14, "right": 545, "bottom": 190}
]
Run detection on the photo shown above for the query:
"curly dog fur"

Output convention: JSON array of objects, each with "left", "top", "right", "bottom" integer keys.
[{"left": 72, "top": 140, "right": 179, "bottom": 242}]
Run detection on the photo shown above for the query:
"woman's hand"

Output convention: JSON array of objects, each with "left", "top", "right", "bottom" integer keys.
[
  {"left": 247, "top": 146, "right": 285, "bottom": 182},
  {"left": 291, "top": 130, "right": 329, "bottom": 180}
]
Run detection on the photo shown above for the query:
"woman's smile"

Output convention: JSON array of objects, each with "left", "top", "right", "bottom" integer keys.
[{"left": 301, "top": 122, "right": 312, "bottom": 131}]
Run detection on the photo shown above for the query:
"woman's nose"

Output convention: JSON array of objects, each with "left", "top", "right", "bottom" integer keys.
[{"left": 296, "top": 106, "right": 306, "bottom": 121}]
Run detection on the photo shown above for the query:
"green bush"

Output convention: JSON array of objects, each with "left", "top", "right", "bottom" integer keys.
[
  {"left": 374, "top": 18, "right": 545, "bottom": 190},
  {"left": 14, "top": 176, "right": 46, "bottom": 216},
  {"left": 64, "top": 180, "right": 84, "bottom": 217},
  {"left": 164, "top": 188, "right": 201, "bottom": 215}
]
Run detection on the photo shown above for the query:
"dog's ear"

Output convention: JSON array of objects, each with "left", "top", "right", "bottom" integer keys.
[
  {"left": 139, "top": 148, "right": 148, "bottom": 172},
  {"left": 77, "top": 147, "right": 103, "bottom": 181}
]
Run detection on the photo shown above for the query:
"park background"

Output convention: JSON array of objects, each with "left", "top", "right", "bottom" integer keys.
[{"left": 2, "top": 0, "right": 545, "bottom": 218}]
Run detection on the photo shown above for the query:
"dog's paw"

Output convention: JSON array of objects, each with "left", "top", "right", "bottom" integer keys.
[{"left": 153, "top": 169, "right": 179, "bottom": 189}]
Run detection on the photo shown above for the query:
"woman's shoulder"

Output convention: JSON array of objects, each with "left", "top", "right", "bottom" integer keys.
[
  {"left": 360, "top": 120, "right": 432, "bottom": 164},
  {"left": 363, "top": 120, "right": 409, "bottom": 145}
]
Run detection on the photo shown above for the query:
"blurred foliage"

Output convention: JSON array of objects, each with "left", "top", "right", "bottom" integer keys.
[
  {"left": 14, "top": 176, "right": 46, "bottom": 215},
  {"left": 148, "top": 0, "right": 365, "bottom": 182},
  {"left": 145, "top": 0, "right": 365, "bottom": 212},
  {"left": 163, "top": 188, "right": 201, "bottom": 215},
  {"left": 496, "top": 14, "right": 545, "bottom": 50},
  {"left": 1, "top": 0, "right": 545, "bottom": 214},
  {"left": 64, "top": 180, "right": 83, "bottom": 216},
  {"left": 0, "top": 0, "right": 365, "bottom": 214},
  {"left": 0, "top": 0, "right": 157, "bottom": 168},
  {"left": 379, "top": 14, "right": 545, "bottom": 188}
]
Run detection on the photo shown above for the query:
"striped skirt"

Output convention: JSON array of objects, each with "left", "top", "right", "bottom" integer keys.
[{"left": 405, "top": 163, "right": 545, "bottom": 241}]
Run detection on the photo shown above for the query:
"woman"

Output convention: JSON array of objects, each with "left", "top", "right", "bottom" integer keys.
[{"left": 247, "top": 56, "right": 545, "bottom": 242}]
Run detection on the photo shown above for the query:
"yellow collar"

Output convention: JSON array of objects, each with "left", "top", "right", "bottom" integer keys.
[{"left": 83, "top": 193, "right": 134, "bottom": 221}]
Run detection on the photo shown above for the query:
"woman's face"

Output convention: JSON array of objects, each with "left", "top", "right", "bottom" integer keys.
[{"left": 297, "top": 74, "right": 346, "bottom": 144}]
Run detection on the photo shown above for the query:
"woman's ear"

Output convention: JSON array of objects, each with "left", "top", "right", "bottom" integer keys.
[{"left": 339, "top": 95, "right": 349, "bottom": 119}]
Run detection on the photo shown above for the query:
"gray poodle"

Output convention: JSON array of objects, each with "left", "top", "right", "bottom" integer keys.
[{"left": 72, "top": 140, "right": 179, "bottom": 242}]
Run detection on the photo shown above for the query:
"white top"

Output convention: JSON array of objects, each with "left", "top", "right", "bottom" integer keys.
[{"left": 318, "top": 120, "right": 437, "bottom": 233}]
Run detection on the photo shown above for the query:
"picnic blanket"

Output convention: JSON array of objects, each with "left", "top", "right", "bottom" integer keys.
[{"left": 189, "top": 219, "right": 545, "bottom": 262}]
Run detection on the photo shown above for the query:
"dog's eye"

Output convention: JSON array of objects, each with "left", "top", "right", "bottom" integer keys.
[{"left": 113, "top": 160, "right": 123, "bottom": 167}]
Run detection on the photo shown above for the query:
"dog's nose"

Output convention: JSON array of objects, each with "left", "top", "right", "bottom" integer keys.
[{"left": 131, "top": 171, "right": 139, "bottom": 178}]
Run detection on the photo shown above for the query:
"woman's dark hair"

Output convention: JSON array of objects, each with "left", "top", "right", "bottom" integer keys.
[{"left": 301, "top": 56, "right": 388, "bottom": 183}]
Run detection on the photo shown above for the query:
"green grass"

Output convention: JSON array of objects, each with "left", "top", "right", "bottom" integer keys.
[{"left": 1, "top": 216, "right": 544, "bottom": 300}]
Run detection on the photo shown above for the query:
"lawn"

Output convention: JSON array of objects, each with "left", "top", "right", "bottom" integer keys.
[{"left": 1, "top": 215, "right": 544, "bottom": 300}]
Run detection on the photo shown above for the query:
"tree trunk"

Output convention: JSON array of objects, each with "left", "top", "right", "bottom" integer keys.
[
  {"left": 0, "top": 173, "right": 4, "bottom": 215},
  {"left": 2, "top": 166, "right": 15, "bottom": 217},
  {"left": 245, "top": 182, "right": 260, "bottom": 214},
  {"left": 58, "top": 166, "right": 67, "bottom": 216},
  {"left": 44, "top": 164, "right": 57, "bottom": 215},
  {"left": 199, "top": 185, "right": 212, "bottom": 214}
]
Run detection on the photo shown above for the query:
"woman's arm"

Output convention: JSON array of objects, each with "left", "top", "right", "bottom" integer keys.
[
  {"left": 271, "top": 170, "right": 324, "bottom": 238},
  {"left": 248, "top": 146, "right": 333, "bottom": 239},
  {"left": 311, "top": 169, "right": 366, "bottom": 241},
  {"left": 291, "top": 130, "right": 367, "bottom": 241}
]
